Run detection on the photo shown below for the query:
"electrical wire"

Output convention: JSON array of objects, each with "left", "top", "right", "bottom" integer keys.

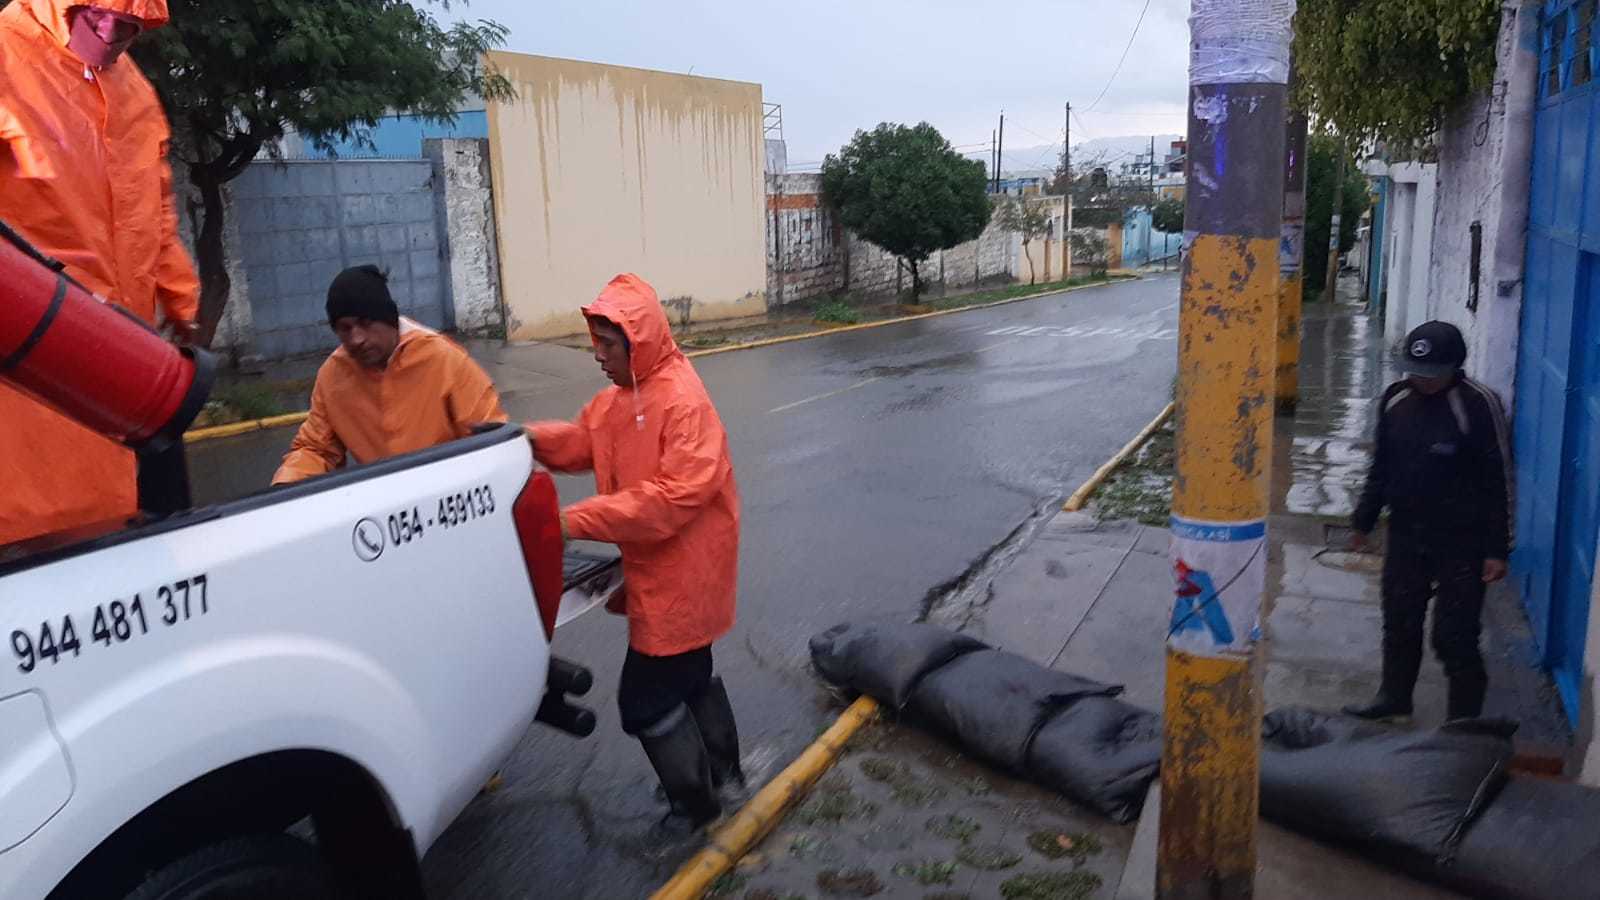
[{"left": 1086, "top": 0, "right": 1154, "bottom": 112}]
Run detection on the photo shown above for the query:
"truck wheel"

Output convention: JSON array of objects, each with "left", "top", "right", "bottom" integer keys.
[{"left": 124, "top": 834, "right": 340, "bottom": 900}]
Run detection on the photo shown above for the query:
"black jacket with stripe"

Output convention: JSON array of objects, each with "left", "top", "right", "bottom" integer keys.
[{"left": 1352, "top": 374, "right": 1513, "bottom": 559}]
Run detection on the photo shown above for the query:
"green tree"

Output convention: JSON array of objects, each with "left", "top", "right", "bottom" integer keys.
[
  {"left": 994, "top": 196, "right": 1052, "bottom": 285},
  {"left": 820, "top": 122, "right": 990, "bottom": 300},
  {"left": 1304, "top": 135, "right": 1371, "bottom": 298},
  {"left": 1293, "top": 0, "right": 1501, "bottom": 149},
  {"left": 107, "top": 0, "right": 512, "bottom": 345},
  {"left": 1151, "top": 197, "right": 1184, "bottom": 234}
]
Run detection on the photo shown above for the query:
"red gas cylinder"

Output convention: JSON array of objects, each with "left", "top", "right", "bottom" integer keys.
[{"left": 0, "top": 221, "right": 215, "bottom": 453}]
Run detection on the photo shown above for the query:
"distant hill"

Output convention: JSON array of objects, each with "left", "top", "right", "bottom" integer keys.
[{"left": 966, "top": 134, "right": 1183, "bottom": 176}]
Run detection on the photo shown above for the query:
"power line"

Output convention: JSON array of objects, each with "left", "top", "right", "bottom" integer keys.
[{"left": 1086, "top": 0, "right": 1154, "bottom": 112}]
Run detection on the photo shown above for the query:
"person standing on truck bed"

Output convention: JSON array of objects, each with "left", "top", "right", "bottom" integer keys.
[
  {"left": 1346, "top": 321, "right": 1513, "bottom": 724},
  {"left": 0, "top": 0, "right": 200, "bottom": 546},
  {"left": 528, "top": 273, "right": 744, "bottom": 836},
  {"left": 271, "top": 265, "right": 508, "bottom": 484}
]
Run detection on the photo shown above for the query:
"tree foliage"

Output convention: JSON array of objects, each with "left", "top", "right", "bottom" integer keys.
[
  {"left": 1151, "top": 197, "right": 1184, "bottom": 234},
  {"left": 1068, "top": 229, "right": 1110, "bottom": 276},
  {"left": 115, "top": 0, "right": 512, "bottom": 344},
  {"left": 1292, "top": 0, "right": 1502, "bottom": 150},
  {"left": 821, "top": 122, "right": 991, "bottom": 300},
  {"left": 1305, "top": 135, "right": 1371, "bottom": 295},
  {"left": 994, "top": 196, "right": 1052, "bottom": 285}
]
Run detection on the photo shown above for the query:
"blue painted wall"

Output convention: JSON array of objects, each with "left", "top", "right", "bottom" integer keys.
[{"left": 299, "top": 110, "right": 489, "bottom": 160}]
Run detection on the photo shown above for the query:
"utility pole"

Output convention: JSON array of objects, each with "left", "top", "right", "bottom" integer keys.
[
  {"left": 1160, "top": 1, "right": 1291, "bottom": 897},
  {"left": 1277, "top": 62, "right": 1309, "bottom": 412},
  {"left": 1064, "top": 103, "right": 1072, "bottom": 184},
  {"left": 1147, "top": 135, "right": 1156, "bottom": 268},
  {"left": 996, "top": 111, "right": 1006, "bottom": 194},
  {"left": 1324, "top": 137, "right": 1348, "bottom": 303},
  {"left": 991, "top": 130, "right": 998, "bottom": 193}
]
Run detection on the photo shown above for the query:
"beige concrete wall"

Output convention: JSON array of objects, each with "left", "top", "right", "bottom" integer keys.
[{"left": 485, "top": 52, "right": 767, "bottom": 340}]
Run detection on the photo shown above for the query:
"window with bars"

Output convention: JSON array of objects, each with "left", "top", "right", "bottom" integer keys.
[{"left": 1543, "top": 0, "right": 1600, "bottom": 99}]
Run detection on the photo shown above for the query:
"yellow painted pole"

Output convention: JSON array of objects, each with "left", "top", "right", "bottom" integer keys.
[
  {"left": 1276, "top": 64, "right": 1309, "bottom": 413},
  {"left": 1161, "top": 3, "right": 1293, "bottom": 898}
]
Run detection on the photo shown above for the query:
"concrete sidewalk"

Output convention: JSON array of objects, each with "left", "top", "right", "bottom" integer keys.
[{"left": 964, "top": 294, "right": 1568, "bottom": 898}]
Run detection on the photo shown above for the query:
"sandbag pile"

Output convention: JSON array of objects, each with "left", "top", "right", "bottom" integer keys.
[
  {"left": 812, "top": 620, "right": 1600, "bottom": 900},
  {"left": 809, "top": 620, "right": 1159, "bottom": 822},
  {"left": 1260, "top": 708, "right": 1514, "bottom": 875}
]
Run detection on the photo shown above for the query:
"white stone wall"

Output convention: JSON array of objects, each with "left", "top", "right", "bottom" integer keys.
[
  {"left": 1422, "top": 4, "right": 1530, "bottom": 405},
  {"left": 426, "top": 138, "right": 503, "bottom": 334}
]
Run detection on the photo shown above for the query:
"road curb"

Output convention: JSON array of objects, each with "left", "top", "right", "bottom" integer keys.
[
  {"left": 184, "top": 411, "right": 310, "bottom": 444},
  {"left": 183, "top": 278, "right": 1141, "bottom": 446},
  {"left": 1062, "top": 401, "right": 1176, "bottom": 513},
  {"left": 683, "top": 276, "right": 1134, "bottom": 360},
  {"left": 651, "top": 695, "right": 881, "bottom": 900}
]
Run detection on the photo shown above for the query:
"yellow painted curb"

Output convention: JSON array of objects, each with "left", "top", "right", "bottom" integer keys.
[
  {"left": 1062, "top": 401, "right": 1176, "bottom": 513},
  {"left": 651, "top": 695, "right": 881, "bottom": 900},
  {"left": 683, "top": 277, "right": 1132, "bottom": 360},
  {"left": 185, "top": 411, "right": 310, "bottom": 444}
]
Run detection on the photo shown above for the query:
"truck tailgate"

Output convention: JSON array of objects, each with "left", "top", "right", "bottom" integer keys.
[{"left": 557, "top": 544, "right": 620, "bottom": 629}]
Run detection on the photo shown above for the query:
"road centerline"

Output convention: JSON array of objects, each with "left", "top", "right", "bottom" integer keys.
[{"left": 767, "top": 376, "right": 886, "bottom": 414}]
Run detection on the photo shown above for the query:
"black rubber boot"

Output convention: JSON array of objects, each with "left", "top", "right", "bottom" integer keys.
[
  {"left": 689, "top": 677, "right": 746, "bottom": 797},
  {"left": 1342, "top": 693, "right": 1413, "bottom": 724},
  {"left": 638, "top": 705, "right": 721, "bottom": 834}
]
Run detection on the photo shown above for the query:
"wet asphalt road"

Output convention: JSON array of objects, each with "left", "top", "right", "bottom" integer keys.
[{"left": 189, "top": 275, "right": 1179, "bottom": 898}]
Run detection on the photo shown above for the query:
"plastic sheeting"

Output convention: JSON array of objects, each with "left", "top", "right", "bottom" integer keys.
[
  {"left": 1189, "top": 0, "right": 1296, "bottom": 86},
  {"left": 1260, "top": 708, "right": 1514, "bottom": 870},
  {"left": 808, "top": 620, "right": 987, "bottom": 709}
]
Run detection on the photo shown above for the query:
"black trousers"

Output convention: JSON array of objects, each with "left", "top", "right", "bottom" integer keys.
[
  {"left": 617, "top": 645, "right": 713, "bottom": 735},
  {"left": 1380, "top": 548, "right": 1487, "bottom": 712}
]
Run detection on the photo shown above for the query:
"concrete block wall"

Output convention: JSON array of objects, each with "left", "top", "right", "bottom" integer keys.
[
  {"left": 232, "top": 159, "right": 446, "bottom": 359},
  {"left": 765, "top": 173, "right": 1021, "bottom": 304}
]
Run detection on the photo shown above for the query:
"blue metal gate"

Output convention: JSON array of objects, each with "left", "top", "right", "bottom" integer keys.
[{"left": 1512, "top": 0, "right": 1600, "bottom": 721}]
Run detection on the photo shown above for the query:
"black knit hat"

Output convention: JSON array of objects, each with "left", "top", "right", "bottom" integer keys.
[{"left": 326, "top": 265, "right": 399, "bottom": 328}]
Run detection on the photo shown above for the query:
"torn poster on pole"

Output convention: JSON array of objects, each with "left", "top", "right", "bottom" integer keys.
[{"left": 1168, "top": 516, "right": 1265, "bottom": 654}]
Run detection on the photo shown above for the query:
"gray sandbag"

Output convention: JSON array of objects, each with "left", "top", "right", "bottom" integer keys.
[
  {"left": 909, "top": 649, "right": 1122, "bottom": 770},
  {"left": 1437, "top": 775, "right": 1600, "bottom": 900},
  {"left": 1025, "top": 695, "right": 1161, "bottom": 824},
  {"left": 1260, "top": 707, "right": 1514, "bottom": 870},
  {"left": 808, "top": 621, "right": 988, "bottom": 709}
]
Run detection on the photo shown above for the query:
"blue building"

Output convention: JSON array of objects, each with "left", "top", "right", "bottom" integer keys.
[{"left": 282, "top": 109, "right": 489, "bottom": 160}]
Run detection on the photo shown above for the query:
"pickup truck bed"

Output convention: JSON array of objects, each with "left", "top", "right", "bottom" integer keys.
[{"left": 0, "top": 424, "right": 611, "bottom": 900}]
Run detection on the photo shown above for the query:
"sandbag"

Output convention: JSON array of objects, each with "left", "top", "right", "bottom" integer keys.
[
  {"left": 808, "top": 620, "right": 988, "bottom": 709},
  {"left": 1025, "top": 695, "right": 1160, "bottom": 824},
  {"left": 1438, "top": 775, "right": 1600, "bottom": 900},
  {"left": 1260, "top": 707, "right": 1514, "bottom": 870},
  {"left": 910, "top": 649, "right": 1122, "bottom": 770}
]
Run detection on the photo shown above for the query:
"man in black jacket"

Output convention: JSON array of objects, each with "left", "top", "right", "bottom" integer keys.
[{"left": 1346, "top": 321, "right": 1513, "bottom": 723}]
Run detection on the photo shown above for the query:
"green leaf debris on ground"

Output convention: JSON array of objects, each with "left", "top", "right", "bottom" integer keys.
[
  {"left": 891, "top": 859, "right": 960, "bottom": 886},
  {"left": 925, "top": 813, "right": 982, "bottom": 843},
  {"left": 1093, "top": 421, "right": 1175, "bottom": 526},
  {"left": 816, "top": 867, "right": 885, "bottom": 896},
  {"left": 999, "top": 870, "right": 1105, "bottom": 900},
  {"left": 955, "top": 843, "right": 1024, "bottom": 871}
]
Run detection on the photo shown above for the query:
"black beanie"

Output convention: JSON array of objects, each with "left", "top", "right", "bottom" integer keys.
[{"left": 326, "top": 265, "right": 400, "bottom": 328}]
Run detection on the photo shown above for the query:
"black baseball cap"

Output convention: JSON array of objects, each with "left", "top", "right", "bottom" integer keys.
[{"left": 1398, "top": 321, "right": 1467, "bottom": 379}]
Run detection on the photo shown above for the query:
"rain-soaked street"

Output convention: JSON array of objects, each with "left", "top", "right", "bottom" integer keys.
[{"left": 186, "top": 274, "right": 1180, "bottom": 898}]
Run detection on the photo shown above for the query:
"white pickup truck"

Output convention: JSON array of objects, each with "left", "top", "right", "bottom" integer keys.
[{"left": 0, "top": 424, "right": 617, "bottom": 900}]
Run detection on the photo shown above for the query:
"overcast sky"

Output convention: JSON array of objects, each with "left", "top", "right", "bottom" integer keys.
[{"left": 435, "top": 0, "right": 1191, "bottom": 170}]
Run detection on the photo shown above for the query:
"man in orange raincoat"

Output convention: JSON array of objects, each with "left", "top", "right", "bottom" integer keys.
[
  {"left": 0, "top": 0, "right": 199, "bottom": 546},
  {"left": 529, "top": 273, "right": 742, "bottom": 833},
  {"left": 273, "top": 265, "right": 507, "bottom": 484}
]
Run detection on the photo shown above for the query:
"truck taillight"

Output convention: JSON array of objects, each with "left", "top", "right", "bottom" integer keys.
[{"left": 513, "top": 470, "right": 564, "bottom": 639}]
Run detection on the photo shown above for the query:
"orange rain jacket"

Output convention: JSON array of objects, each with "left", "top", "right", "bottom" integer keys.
[
  {"left": 0, "top": 0, "right": 199, "bottom": 545},
  {"left": 273, "top": 320, "right": 508, "bottom": 484},
  {"left": 530, "top": 275, "right": 740, "bottom": 657}
]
